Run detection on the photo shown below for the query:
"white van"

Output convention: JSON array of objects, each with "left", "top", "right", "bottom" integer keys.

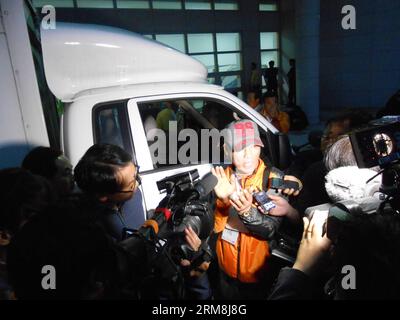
[{"left": 1, "top": 0, "right": 291, "bottom": 227}]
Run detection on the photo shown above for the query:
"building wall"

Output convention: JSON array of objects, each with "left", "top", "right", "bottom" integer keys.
[
  {"left": 280, "top": 0, "right": 295, "bottom": 75},
  {"left": 320, "top": 0, "right": 400, "bottom": 111},
  {"left": 54, "top": 0, "right": 280, "bottom": 95}
]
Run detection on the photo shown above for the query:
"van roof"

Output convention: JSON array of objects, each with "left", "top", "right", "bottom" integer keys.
[{"left": 41, "top": 23, "right": 208, "bottom": 102}]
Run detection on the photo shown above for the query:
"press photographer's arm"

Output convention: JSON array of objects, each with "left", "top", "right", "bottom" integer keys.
[{"left": 268, "top": 212, "right": 331, "bottom": 300}]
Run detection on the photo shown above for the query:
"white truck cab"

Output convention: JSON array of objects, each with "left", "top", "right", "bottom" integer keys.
[
  {"left": 40, "top": 22, "right": 292, "bottom": 224},
  {"left": 1, "top": 5, "right": 291, "bottom": 227}
]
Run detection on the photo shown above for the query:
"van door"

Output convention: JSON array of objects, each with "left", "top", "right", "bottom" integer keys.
[{"left": 125, "top": 93, "right": 278, "bottom": 214}]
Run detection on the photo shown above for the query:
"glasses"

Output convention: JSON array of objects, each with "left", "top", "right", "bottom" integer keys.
[{"left": 116, "top": 165, "right": 141, "bottom": 194}]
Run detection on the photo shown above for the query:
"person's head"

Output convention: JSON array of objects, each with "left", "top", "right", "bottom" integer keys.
[
  {"left": 22, "top": 147, "right": 74, "bottom": 196},
  {"left": 246, "top": 91, "right": 261, "bottom": 108},
  {"left": 0, "top": 168, "right": 55, "bottom": 238},
  {"left": 202, "top": 101, "right": 220, "bottom": 128},
  {"left": 262, "top": 91, "right": 279, "bottom": 115},
  {"left": 74, "top": 144, "right": 139, "bottom": 205},
  {"left": 321, "top": 119, "right": 350, "bottom": 152},
  {"left": 251, "top": 62, "right": 257, "bottom": 70},
  {"left": 164, "top": 101, "right": 179, "bottom": 113},
  {"left": 7, "top": 200, "right": 116, "bottom": 299},
  {"left": 268, "top": 60, "right": 275, "bottom": 68},
  {"left": 323, "top": 135, "right": 357, "bottom": 171},
  {"left": 289, "top": 59, "right": 295, "bottom": 67},
  {"left": 321, "top": 112, "right": 371, "bottom": 152},
  {"left": 224, "top": 120, "right": 264, "bottom": 176}
]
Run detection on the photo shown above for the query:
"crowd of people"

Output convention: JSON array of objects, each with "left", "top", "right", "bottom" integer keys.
[{"left": 1, "top": 66, "right": 400, "bottom": 299}]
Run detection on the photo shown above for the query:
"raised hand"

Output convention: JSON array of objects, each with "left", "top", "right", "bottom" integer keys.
[{"left": 211, "top": 166, "right": 236, "bottom": 203}]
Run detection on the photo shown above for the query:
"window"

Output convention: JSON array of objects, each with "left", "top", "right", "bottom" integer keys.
[
  {"left": 76, "top": 0, "right": 114, "bottom": 8},
  {"left": 260, "top": 32, "right": 279, "bottom": 91},
  {"left": 259, "top": 1, "right": 278, "bottom": 11},
  {"left": 191, "top": 54, "right": 216, "bottom": 73},
  {"left": 138, "top": 98, "right": 240, "bottom": 168},
  {"left": 221, "top": 74, "right": 241, "bottom": 89},
  {"left": 93, "top": 101, "right": 134, "bottom": 154},
  {"left": 184, "top": 0, "right": 211, "bottom": 10},
  {"left": 260, "top": 32, "right": 278, "bottom": 51},
  {"left": 155, "top": 34, "right": 186, "bottom": 53},
  {"left": 33, "top": 0, "right": 74, "bottom": 7},
  {"left": 144, "top": 32, "right": 242, "bottom": 93},
  {"left": 214, "top": 0, "right": 238, "bottom": 10},
  {"left": 116, "top": 0, "right": 150, "bottom": 9},
  {"left": 188, "top": 33, "right": 214, "bottom": 54},
  {"left": 152, "top": 0, "right": 182, "bottom": 9},
  {"left": 217, "top": 53, "right": 241, "bottom": 72},
  {"left": 216, "top": 33, "right": 241, "bottom": 52}
]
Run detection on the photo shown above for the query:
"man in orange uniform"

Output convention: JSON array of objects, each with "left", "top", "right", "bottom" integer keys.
[{"left": 211, "top": 120, "right": 300, "bottom": 299}]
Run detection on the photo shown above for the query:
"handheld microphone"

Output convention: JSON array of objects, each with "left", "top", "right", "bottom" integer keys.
[{"left": 194, "top": 173, "right": 218, "bottom": 200}]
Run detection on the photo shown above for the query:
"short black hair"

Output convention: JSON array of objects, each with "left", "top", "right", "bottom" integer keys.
[
  {"left": 74, "top": 144, "right": 133, "bottom": 196},
  {"left": 263, "top": 91, "right": 278, "bottom": 100},
  {"left": 22, "top": 147, "right": 63, "bottom": 179},
  {"left": 247, "top": 90, "right": 261, "bottom": 101},
  {"left": 0, "top": 168, "right": 55, "bottom": 235}
]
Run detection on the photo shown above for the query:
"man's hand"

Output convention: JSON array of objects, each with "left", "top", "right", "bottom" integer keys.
[
  {"left": 211, "top": 166, "right": 236, "bottom": 203},
  {"left": 230, "top": 189, "right": 254, "bottom": 216},
  {"left": 180, "top": 227, "right": 210, "bottom": 277},
  {"left": 184, "top": 226, "right": 201, "bottom": 252},
  {"left": 267, "top": 194, "right": 300, "bottom": 223},
  {"left": 292, "top": 212, "right": 332, "bottom": 276},
  {"left": 281, "top": 175, "right": 303, "bottom": 196}
]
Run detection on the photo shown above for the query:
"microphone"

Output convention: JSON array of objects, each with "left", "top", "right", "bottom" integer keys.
[{"left": 194, "top": 173, "right": 218, "bottom": 200}]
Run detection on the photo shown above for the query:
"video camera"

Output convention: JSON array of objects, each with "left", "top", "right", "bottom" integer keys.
[
  {"left": 349, "top": 117, "right": 400, "bottom": 169},
  {"left": 116, "top": 169, "right": 217, "bottom": 299},
  {"left": 306, "top": 117, "right": 400, "bottom": 244}
]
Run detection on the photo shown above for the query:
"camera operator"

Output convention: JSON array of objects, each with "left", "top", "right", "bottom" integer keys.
[
  {"left": 268, "top": 159, "right": 392, "bottom": 300},
  {"left": 74, "top": 144, "right": 211, "bottom": 299},
  {"left": 211, "top": 120, "right": 302, "bottom": 299},
  {"left": 73, "top": 144, "right": 142, "bottom": 242}
]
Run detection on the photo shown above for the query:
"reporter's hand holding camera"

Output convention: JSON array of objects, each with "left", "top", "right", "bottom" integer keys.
[
  {"left": 180, "top": 227, "right": 211, "bottom": 277},
  {"left": 293, "top": 212, "right": 331, "bottom": 276}
]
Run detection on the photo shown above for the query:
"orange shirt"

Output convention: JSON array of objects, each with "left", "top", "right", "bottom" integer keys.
[
  {"left": 214, "top": 160, "right": 271, "bottom": 283},
  {"left": 261, "top": 109, "right": 290, "bottom": 134}
]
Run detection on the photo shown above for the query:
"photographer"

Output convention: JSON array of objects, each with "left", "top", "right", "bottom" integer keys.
[
  {"left": 74, "top": 144, "right": 211, "bottom": 299},
  {"left": 268, "top": 156, "right": 395, "bottom": 300},
  {"left": 211, "top": 120, "right": 302, "bottom": 299},
  {"left": 73, "top": 144, "right": 141, "bottom": 242},
  {"left": 268, "top": 206, "right": 400, "bottom": 300}
]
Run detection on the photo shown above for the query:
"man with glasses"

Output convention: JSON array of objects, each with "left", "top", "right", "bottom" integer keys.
[{"left": 74, "top": 143, "right": 142, "bottom": 241}]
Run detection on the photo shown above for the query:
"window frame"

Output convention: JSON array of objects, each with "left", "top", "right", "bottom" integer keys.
[{"left": 92, "top": 99, "right": 136, "bottom": 158}]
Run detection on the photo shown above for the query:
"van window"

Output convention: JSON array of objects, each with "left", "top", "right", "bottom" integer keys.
[
  {"left": 93, "top": 101, "right": 134, "bottom": 155},
  {"left": 138, "top": 98, "right": 241, "bottom": 168}
]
